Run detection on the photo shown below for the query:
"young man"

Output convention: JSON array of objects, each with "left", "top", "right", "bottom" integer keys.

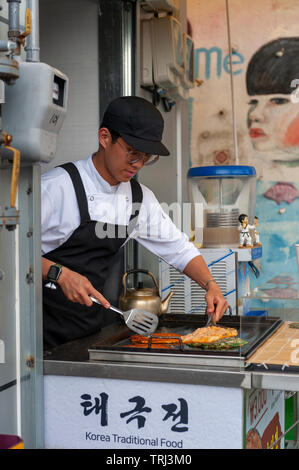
[{"left": 42, "top": 96, "right": 228, "bottom": 349}]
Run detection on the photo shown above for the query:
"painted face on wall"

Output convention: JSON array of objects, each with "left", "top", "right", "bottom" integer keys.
[{"left": 247, "top": 93, "right": 299, "bottom": 159}]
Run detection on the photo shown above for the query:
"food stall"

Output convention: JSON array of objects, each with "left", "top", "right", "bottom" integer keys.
[
  {"left": 43, "top": 277, "right": 299, "bottom": 449},
  {"left": 1, "top": 0, "right": 299, "bottom": 451}
]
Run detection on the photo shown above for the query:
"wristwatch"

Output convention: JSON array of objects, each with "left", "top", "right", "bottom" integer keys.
[{"left": 47, "top": 263, "right": 63, "bottom": 283}]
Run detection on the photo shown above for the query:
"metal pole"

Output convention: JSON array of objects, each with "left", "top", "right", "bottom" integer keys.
[
  {"left": 225, "top": 0, "right": 239, "bottom": 165},
  {"left": 268, "top": 417, "right": 299, "bottom": 449},
  {"left": 123, "top": 1, "right": 138, "bottom": 275},
  {"left": 25, "top": 0, "right": 39, "bottom": 62},
  {"left": 7, "top": 0, "right": 21, "bottom": 41}
]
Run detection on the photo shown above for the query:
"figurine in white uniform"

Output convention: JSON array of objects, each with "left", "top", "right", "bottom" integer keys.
[
  {"left": 252, "top": 216, "right": 261, "bottom": 246},
  {"left": 238, "top": 214, "right": 253, "bottom": 248}
]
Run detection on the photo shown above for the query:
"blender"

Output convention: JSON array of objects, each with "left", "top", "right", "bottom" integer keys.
[{"left": 187, "top": 166, "right": 257, "bottom": 248}]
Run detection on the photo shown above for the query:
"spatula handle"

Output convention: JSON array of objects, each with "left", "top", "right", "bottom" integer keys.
[
  {"left": 90, "top": 296, "right": 124, "bottom": 317},
  {"left": 109, "top": 305, "right": 124, "bottom": 317}
]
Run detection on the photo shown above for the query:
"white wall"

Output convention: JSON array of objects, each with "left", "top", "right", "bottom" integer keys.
[
  {"left": 39, "top": 0, "right": 100, "bottom": 172},
  {"left": 136, "top": 0, "right": 190, "bottom": 280}
]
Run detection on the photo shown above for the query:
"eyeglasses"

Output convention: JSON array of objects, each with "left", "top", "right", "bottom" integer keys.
[{"left": 116, "top": 140, "right": 160, "bottom": 166}]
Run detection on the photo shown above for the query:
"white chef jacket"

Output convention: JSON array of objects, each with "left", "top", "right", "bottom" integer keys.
[{"left": 41, "top": 155, "right": 200, "bottom": 273}]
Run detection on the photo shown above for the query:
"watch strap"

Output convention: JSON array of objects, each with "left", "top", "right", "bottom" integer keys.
[{"left": 47, "top": 263, "right": 63, "bottom": 282}]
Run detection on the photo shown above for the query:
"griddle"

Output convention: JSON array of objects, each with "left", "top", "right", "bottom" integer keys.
[{"left": 88, "top": 314, "right": 283, "bottom": 369}]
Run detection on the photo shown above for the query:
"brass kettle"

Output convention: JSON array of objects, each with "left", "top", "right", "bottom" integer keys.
[{"left": 119, "top": 269, "right": 173, "bottom": 317}]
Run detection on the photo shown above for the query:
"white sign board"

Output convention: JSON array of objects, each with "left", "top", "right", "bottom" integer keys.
[{"left": 44, "top": 375, "right": 243, "bottom": 449}]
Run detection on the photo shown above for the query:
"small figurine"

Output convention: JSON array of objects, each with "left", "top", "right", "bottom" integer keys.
[
  {"left": 252, "top": 216, "right": 262, "bottom": 246},
  {"left": 238, "top": 213, "right": 253, "bottom": 248}
]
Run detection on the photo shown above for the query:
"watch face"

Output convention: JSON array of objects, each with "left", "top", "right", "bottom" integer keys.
[{"left": 48, "top": 264, "right": 62, "bottom": 282}]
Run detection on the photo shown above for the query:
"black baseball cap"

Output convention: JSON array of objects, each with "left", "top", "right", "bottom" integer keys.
[{"left": 101, "top": 96, "right": 170, "bottom": 156}]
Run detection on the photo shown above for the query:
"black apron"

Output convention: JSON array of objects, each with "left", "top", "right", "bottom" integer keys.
[{"left": 42, "top": 162, "right": 143, "bottom": 349}]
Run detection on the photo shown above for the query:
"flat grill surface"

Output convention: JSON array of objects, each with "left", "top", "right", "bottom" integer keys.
[{"left": 89, "top": 314, "right": 283, "bottom": 361}]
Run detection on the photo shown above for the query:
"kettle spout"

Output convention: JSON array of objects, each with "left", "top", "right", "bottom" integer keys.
[{"left": 160, "top": 291, "right": 174, "bottom": 314}]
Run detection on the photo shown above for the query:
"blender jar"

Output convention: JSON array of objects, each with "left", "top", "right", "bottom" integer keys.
[{"left": 187, "top": 166, "right": 256, "bottom": 248}]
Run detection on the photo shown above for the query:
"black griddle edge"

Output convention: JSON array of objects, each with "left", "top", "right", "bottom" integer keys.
[{"left": 89, "top": 314, "right": 284, "bottom": 361}]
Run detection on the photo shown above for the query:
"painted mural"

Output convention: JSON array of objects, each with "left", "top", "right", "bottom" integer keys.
[
  {"left": 187, "top": 0, "right": 299, "bottom": 286},
  {"left": 247, "top": 37, "right": 299, "bottom": 181}
]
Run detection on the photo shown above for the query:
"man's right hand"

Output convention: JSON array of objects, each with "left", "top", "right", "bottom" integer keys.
[{"left": 57, "top": 266, "right": 110, "bottom": 309}]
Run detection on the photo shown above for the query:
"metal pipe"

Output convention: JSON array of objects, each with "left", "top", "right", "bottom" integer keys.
[
  {"left": 268, "top": 417, "right": 299, "bottom": 449},
  {"left": 225, "top": 0, "right": 239, "bottom": 165},
  {"left": 0, "top": 39, "right": 17, "bottom": 52},
  {"left": 25, "top": 0, "right": 39, "bottom": 62},
  {"left": 7, "top": 0, "right": 21, "bottom": 40}
]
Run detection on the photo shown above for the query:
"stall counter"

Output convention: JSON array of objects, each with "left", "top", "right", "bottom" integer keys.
[{"left": 43, "top": 321, "right": 298, "bottom": 449}]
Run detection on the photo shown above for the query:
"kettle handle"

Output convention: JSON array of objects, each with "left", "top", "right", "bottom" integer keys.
[{"left": 122, "top": 269, "right": 159, "bottom": 293}]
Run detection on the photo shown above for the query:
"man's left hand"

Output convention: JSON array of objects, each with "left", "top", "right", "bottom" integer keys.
[{"left": 205, "top": 283, "right": 229, "bottom": 323}]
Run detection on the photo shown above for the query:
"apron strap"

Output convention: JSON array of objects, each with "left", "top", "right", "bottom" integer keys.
[
  {"left": 129, "top": 177, "right": 143, "bottom": 219},
  {"left": 58, "top": 162, "right": 91, "bottom": 223},
  {"left": 127, "top": 177, "right": 143, "bottom": 236},
  {"left": 58, "top": 162, "right": 143, "bottom": 227}
]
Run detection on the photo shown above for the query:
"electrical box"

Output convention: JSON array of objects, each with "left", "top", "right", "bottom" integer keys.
[
  {"left": 182, "top": 32, "right": 195, "bottom": 89},
  {"left": 2, "top": 60, "right": 68, "bottom": 163},
  {"left": 141, "top": 19, "right": 154, "bottom": 87},
  {"left": 151, "top": 15, "right": 184, "bottom": 89},
  {"left": 167, "top": 32, "right": 195, "bottom": 100}
]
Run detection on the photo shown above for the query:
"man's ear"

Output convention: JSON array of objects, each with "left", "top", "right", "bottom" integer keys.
[{"left": 98, "top": 127, "right": 111, "bottom": 148}]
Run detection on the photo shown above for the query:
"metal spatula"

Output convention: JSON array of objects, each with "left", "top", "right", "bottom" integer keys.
[
  {"left": 206, "top": 313, "right": 217, "bottom": 327},
  {"left": 90, "top": 296, "right": 159, "bottom": 336},
  {"left": 205, "top": 304, "right": 233, "bottom": 327}
]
